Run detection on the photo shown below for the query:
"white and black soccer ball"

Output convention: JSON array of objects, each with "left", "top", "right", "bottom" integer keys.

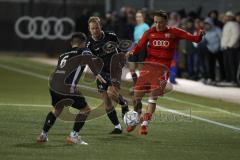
[{"left": 123, "top": 110, "right": 140, "bottom": 126}]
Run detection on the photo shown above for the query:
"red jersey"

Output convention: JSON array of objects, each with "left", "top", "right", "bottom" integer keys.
[{"left": 132, "top": 26, "right": 203, "bottom": 68}]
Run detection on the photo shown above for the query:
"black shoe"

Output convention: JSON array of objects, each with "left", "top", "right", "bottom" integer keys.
[{"left": 110, "top": 128, "right": 122, "bottom": 134}]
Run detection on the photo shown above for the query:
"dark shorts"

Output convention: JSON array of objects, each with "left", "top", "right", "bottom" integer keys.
[
  {"left": 49, "top": 89, "right": 87, "bottom": 110},
  {"left": 96, "top": 71, "right": 121, "bottom": 92},
  {"left": 96, "top": 72, "right": 112, "bottom": 92}
]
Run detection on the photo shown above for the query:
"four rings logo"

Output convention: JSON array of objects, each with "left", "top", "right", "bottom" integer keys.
[
  {"left": 15, "top": 16, "right": 75, "bottom": 40},
  {"left": 152, "top": 40, "right": 170, "bottom": 47}
]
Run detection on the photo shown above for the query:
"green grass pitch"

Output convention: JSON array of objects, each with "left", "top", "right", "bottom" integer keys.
[{"left": 0, "top": 56, "right": 240, "bottom": 160}]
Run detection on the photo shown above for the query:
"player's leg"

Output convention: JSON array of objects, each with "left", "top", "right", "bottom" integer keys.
[
  {"left": 37, "top": 106, "right": 64, "bottom": 143},
  {"left": 126, "top": 90, "right": 145, "bottom": 133},
  {"left": 133, "top": 90, "right": 145, "bottom": 115},
  {"left": 139, "top": 89, "right": 159, "bottom": 135},
  {"left": 97, "top": 73, "right": 122, "bottom": 134},
  {"left": 37, "top": 90, "right": 65, "bottom": 143},
  {"left": 101, "top": 91, "right": 122, "bottom": 134},
  {"left": 129, "top": 62, "right": 138, "bottom": 86},
  {"left": 107, "top": 84, "right": 129, "bottom": 118},
  {"left": 67, "top": 99, "right": 91, "bottom": 145}
]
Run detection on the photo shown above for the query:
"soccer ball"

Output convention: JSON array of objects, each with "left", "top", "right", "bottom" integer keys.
[{"left": 123, "top": 110, "right": 140, "bottom": 126}]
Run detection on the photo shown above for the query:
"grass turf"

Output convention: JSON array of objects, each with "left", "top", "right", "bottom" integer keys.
[{"left": 0, "top": 56, "right": 240, "bottom": 160}]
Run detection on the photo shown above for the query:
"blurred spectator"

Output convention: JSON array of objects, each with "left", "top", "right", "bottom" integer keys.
[
  {"left": 116, "top": 6, "right": 135, "bottom": 39},
  {"left": 128, "top": 10, "right": 150, "bottom": 88},
  {"left": 168, "top": 12, "right": 181, "bottom": 83},
  {"left": 221, "top": 11, "right": 240, "bottom": 84},
  {"left": 208, "top": 10, "right": 224, "bottom": 28},
  {"left": 236, "top": 12, "right": 240, "bottom": 85},
  {"left": 75, "top": 9, "right": 90, "bottom": 35},
  {"left": 133, "top": 10, "right": 150, "bottom": 44},
  {"left": 103, "top": 12, "right": 117, "bottom": 32},
  {"left": 236, "top": 12, "right": 240, "bottom": 23},
  {"left": 185, "top": 18, "right": 199, "bottom": 79},
  {"left": 203, "top": 17, "right": 225, "bottom": 84},
  {"left": 168, "top": 12, "right": 181, "bottom": 27},
  {"left": 193, "top": 18, "right": 205, "bottom": 80}
]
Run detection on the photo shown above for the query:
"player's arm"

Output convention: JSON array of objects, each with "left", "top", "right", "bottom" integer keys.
[
  {"left": 83, "top": 54, "right": 106, "bottom": 84},
  {"left": 69, "top": 53, "right": 106, "bottom": 83},
  {"left": 175, "top": 27, "right": 205, "bottom": 43},
  {"left": 127, "top": 30, "right": 149, "bottom": 56}
]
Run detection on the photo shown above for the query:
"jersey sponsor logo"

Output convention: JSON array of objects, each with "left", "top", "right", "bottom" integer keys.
[
  {"left": 102, "top": 41, "right": 118, "bottom": 54},
  {"left": 152, "top": 40, "right": 170, "bottom": 47},
  {"left": 15, "top": 16, "right": 75, "bottom": 40}
]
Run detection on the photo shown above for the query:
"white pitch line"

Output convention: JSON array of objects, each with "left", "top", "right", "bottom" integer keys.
[
  {"left": 163, "top": 96, "right": 240, "bottom": 118},
  {"left": 0, "top": 64, "right": 49, "bottom": 80},
  {"left": 1, "top": 101, "right": 240, "bottom": 132},
  {"left": 152, "top": 103, "right": 240, "bottom": 131},
  {"left": 1, "top": 63, "right": 240, "bottom": 131},
  {"left": 0, "top": 103, "right": 51, "bottom": 107}
]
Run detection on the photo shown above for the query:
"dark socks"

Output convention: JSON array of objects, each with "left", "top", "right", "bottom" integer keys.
[
  {"left": 73, "top": 113, "right": 88, "bottom": 133},
  {"left": 131, "top": 72, "right": 138, "bottom": 85},
  {"left": 106, "top": 108, "right": 120, "bottom": 126},
  {"left": 118, "top": 94, "right": 127, "bottom": 106},
  {"left": 43, "top": 112, "right": 57, "bottom": 133}
]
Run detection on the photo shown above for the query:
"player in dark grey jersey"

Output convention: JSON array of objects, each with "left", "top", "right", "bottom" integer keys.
[
  {"left": 87, "top": 16, "right": 129, "bottom": 134},
  {"left": 37, "top": 33, "right": 105, "bottom": 145}
]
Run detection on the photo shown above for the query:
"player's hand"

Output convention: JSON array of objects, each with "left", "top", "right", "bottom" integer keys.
[
  {"left": 126, "top": 51, "right": 133, "bottom": 58},
  {"left": 96, "top": 74, "right": 107, "bottom": 84},
  {"left": 199, "top": 30, "right": 205, "bottom": 36}
]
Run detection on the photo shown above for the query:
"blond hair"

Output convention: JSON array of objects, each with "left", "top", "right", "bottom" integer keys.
[{"left": 88, "top": 16, "right": 101, "bottom": 25}]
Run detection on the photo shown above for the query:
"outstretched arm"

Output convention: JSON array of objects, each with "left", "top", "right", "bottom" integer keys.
[
  {"left": 175, "top": 27, "right": 204, "bottom": 43},
  {"left": 128, "top": 30, "right": 149, "bottom": 56}
]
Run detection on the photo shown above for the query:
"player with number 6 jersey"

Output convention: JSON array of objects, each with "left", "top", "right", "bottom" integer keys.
[{"left": 37, "top": 32, "right": 106, "bottom": 145}]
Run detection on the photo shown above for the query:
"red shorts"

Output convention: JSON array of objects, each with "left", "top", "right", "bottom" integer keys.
[{"left": 134, "top": 58, "right": 170, "bottom": 94}]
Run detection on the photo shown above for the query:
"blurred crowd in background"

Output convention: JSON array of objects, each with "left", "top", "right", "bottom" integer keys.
[{"left": 75, "top": 7, "right": 240, "bottom": 87}]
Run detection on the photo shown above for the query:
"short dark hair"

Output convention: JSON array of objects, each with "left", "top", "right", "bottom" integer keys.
[
  {"left": 71, "top": 32, "right": 87, "bottom": 43},
  {"left": 186, "top": 18, "right": 194, "bottom": 24},
  {"left": 153, "top": 10, "right": 168, "bottom": 20}
]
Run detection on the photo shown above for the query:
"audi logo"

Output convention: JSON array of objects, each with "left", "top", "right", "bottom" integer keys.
[
  {"left": 15, "top": 16, "right": 75, "bottom": 40},
  {"left": 152, "top": 40, "right": 170, "bottom": 47}
]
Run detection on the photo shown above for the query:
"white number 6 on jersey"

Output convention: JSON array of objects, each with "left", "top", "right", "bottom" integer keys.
[{"left": 60, "top": 55, "right": 69, "bottom": 68}]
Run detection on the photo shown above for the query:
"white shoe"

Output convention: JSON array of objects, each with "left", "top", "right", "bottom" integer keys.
[
  {"left": 66, "top": 136, "right": 88, "bottom": 145},
  {"left": 37, "top": 132, "right": 48, "bottom": 143}
]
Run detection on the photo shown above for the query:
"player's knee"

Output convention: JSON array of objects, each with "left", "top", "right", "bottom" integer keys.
[
  {"left": 52, "top": 107, "right": 63, "bottom": 117},
  {"left": 164, "top": 82, "right": 173, "bottom": 94},
  {"left": 105, "top": 105, "right": 114, "bottom": 112},
  {"left": 81, "top": 105, "right": 91, "bottom": 115},
  {"left": 148, "top": 98, "right": 157, "bottom": 104},
  {"left": 107, "top": 87, "right": 119, "bottom": 98}
]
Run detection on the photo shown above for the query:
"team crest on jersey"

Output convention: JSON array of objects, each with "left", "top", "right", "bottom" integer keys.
[
  {"left": 165, "top": 33, "right": 171, "bottom": 38},
  {"left": 150, "top": 34, "right": 156, "bottom": 37}
]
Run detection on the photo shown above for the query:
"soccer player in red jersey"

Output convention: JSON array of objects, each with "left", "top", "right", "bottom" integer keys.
[{"left": 127, "top": 10, "right": 205, "bottom": 135}]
